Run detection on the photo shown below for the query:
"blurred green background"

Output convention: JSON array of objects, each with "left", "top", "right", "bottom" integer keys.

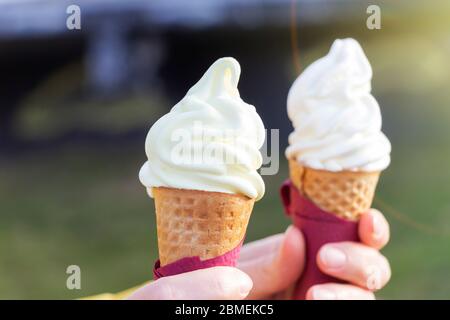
[{"left": 1, "top": 0, "right": 450, "bottom": 299}]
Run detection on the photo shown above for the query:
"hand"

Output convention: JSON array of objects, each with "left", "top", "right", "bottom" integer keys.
[
  {"left": 239, "top": 208, "right": 391, "bottom": 300},
  {"left": 127, "top": 266, "right": 253, "bottom": 300},
  {"left": 306, "top": 209, "right": 391, "bottom": 300},
  {"left": 128, "top": 209, "right": 390, "bottom": 300}
]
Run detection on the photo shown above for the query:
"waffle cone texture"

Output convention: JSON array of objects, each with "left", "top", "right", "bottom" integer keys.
[
  {"left": 289, "top": 160, "right": 379, "bottom": 220},
  {"left": 153, "top": 187, "right": 254, "bottom": 266}
]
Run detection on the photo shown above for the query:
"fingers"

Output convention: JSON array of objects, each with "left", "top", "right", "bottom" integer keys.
[
  {"left": 314, "top": 208, "right": 391, "bottom": 295},
  {"left": 238, "top": 226, "right": 305, "bottom": 299},
  {"left": 359, "top": 209, "right": 390, "bottom": 249},
  {"left": 127, "top": 267, "right": 253, "bottom": 300},
  {"left": 317, "top": 242, "right": 391, "bottom": 291},
  {"left": 306, "top": 284, "right": 375, "bottom": 300}
]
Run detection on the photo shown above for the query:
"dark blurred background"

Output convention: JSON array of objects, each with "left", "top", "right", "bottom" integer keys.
[{"left": 1, "top": 0, "right": 450, "bottom": 299}]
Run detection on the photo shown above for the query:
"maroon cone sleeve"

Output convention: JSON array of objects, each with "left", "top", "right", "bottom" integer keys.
[
  {"left": 280, "top": 180, "right": 360, "bottom": 300},
  {"left": 153, "top": 240, "right": 243, "bottom": 279}
]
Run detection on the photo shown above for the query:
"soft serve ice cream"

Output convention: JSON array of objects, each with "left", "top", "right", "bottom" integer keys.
[
  {"left": 282, "top": 39, "right": 391, "bottom": 299},
  {"left": 139, "top": 57, "right": 265, "bottom": 200},
  {"left": 286, "top": 38, "right": 391, "bottom": 172}
]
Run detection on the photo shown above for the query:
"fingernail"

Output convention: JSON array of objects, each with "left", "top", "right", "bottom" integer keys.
[
  {"left": 239, "top": 276, "right": 253, "bottom": 297},
  {"left": 312, "top": 288, "right": 336, "bottom": 300},
  {"left": 372, "top": 214, "right": 384, "bottom": 240},
  {"left": 320, "top": 246, "right": 346, "bottom": 269}
]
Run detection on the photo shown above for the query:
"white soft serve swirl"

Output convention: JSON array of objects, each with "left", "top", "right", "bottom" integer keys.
[
  {"left": 286, "top": 38, "right": 391, "bottom": 172},
  {"left": 139, "top": 57, "right": 265, "bottom": 200}
]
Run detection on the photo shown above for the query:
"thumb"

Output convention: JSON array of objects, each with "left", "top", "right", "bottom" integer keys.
[
  {"left": 238, "top": 225, "right": 305, "bottom": 299},
  {"left": 127, "top": 266, "right": 253, "bottom": 300}
]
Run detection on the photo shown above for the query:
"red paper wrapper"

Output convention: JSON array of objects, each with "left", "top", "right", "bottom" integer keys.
[
  {"left": 280, "top": 180, "right": 360, "bottom": 300},
  {"left": 153, "top": 240, "right": 243, "bottom": 280}
]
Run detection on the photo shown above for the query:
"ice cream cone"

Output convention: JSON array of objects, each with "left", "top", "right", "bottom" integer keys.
[
  {"left": 153, "top": 187, "right": 254, "bottom": 266},
  {"left": 289, "top": 160, "right": 379, "bottom": 220}
]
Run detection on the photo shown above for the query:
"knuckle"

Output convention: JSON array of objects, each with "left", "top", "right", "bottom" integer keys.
[
  {"left": 380, "top": 254, "right": 392, "bottom": 283},
  {"left": 363, "top": 253, "right": 391, "bottom": 291}
]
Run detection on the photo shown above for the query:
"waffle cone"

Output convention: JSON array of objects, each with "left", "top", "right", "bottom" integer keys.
[
  {"left": 289, "top": 160, "right": 379, "bottom": 220},
  {"left": 153, "top": 187, "right": 254, "bottom": 266}
]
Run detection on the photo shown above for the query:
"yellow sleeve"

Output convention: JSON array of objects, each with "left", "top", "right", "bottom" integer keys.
[{"left": 81, "top": 283, "right": 149, "bottom": 300}]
